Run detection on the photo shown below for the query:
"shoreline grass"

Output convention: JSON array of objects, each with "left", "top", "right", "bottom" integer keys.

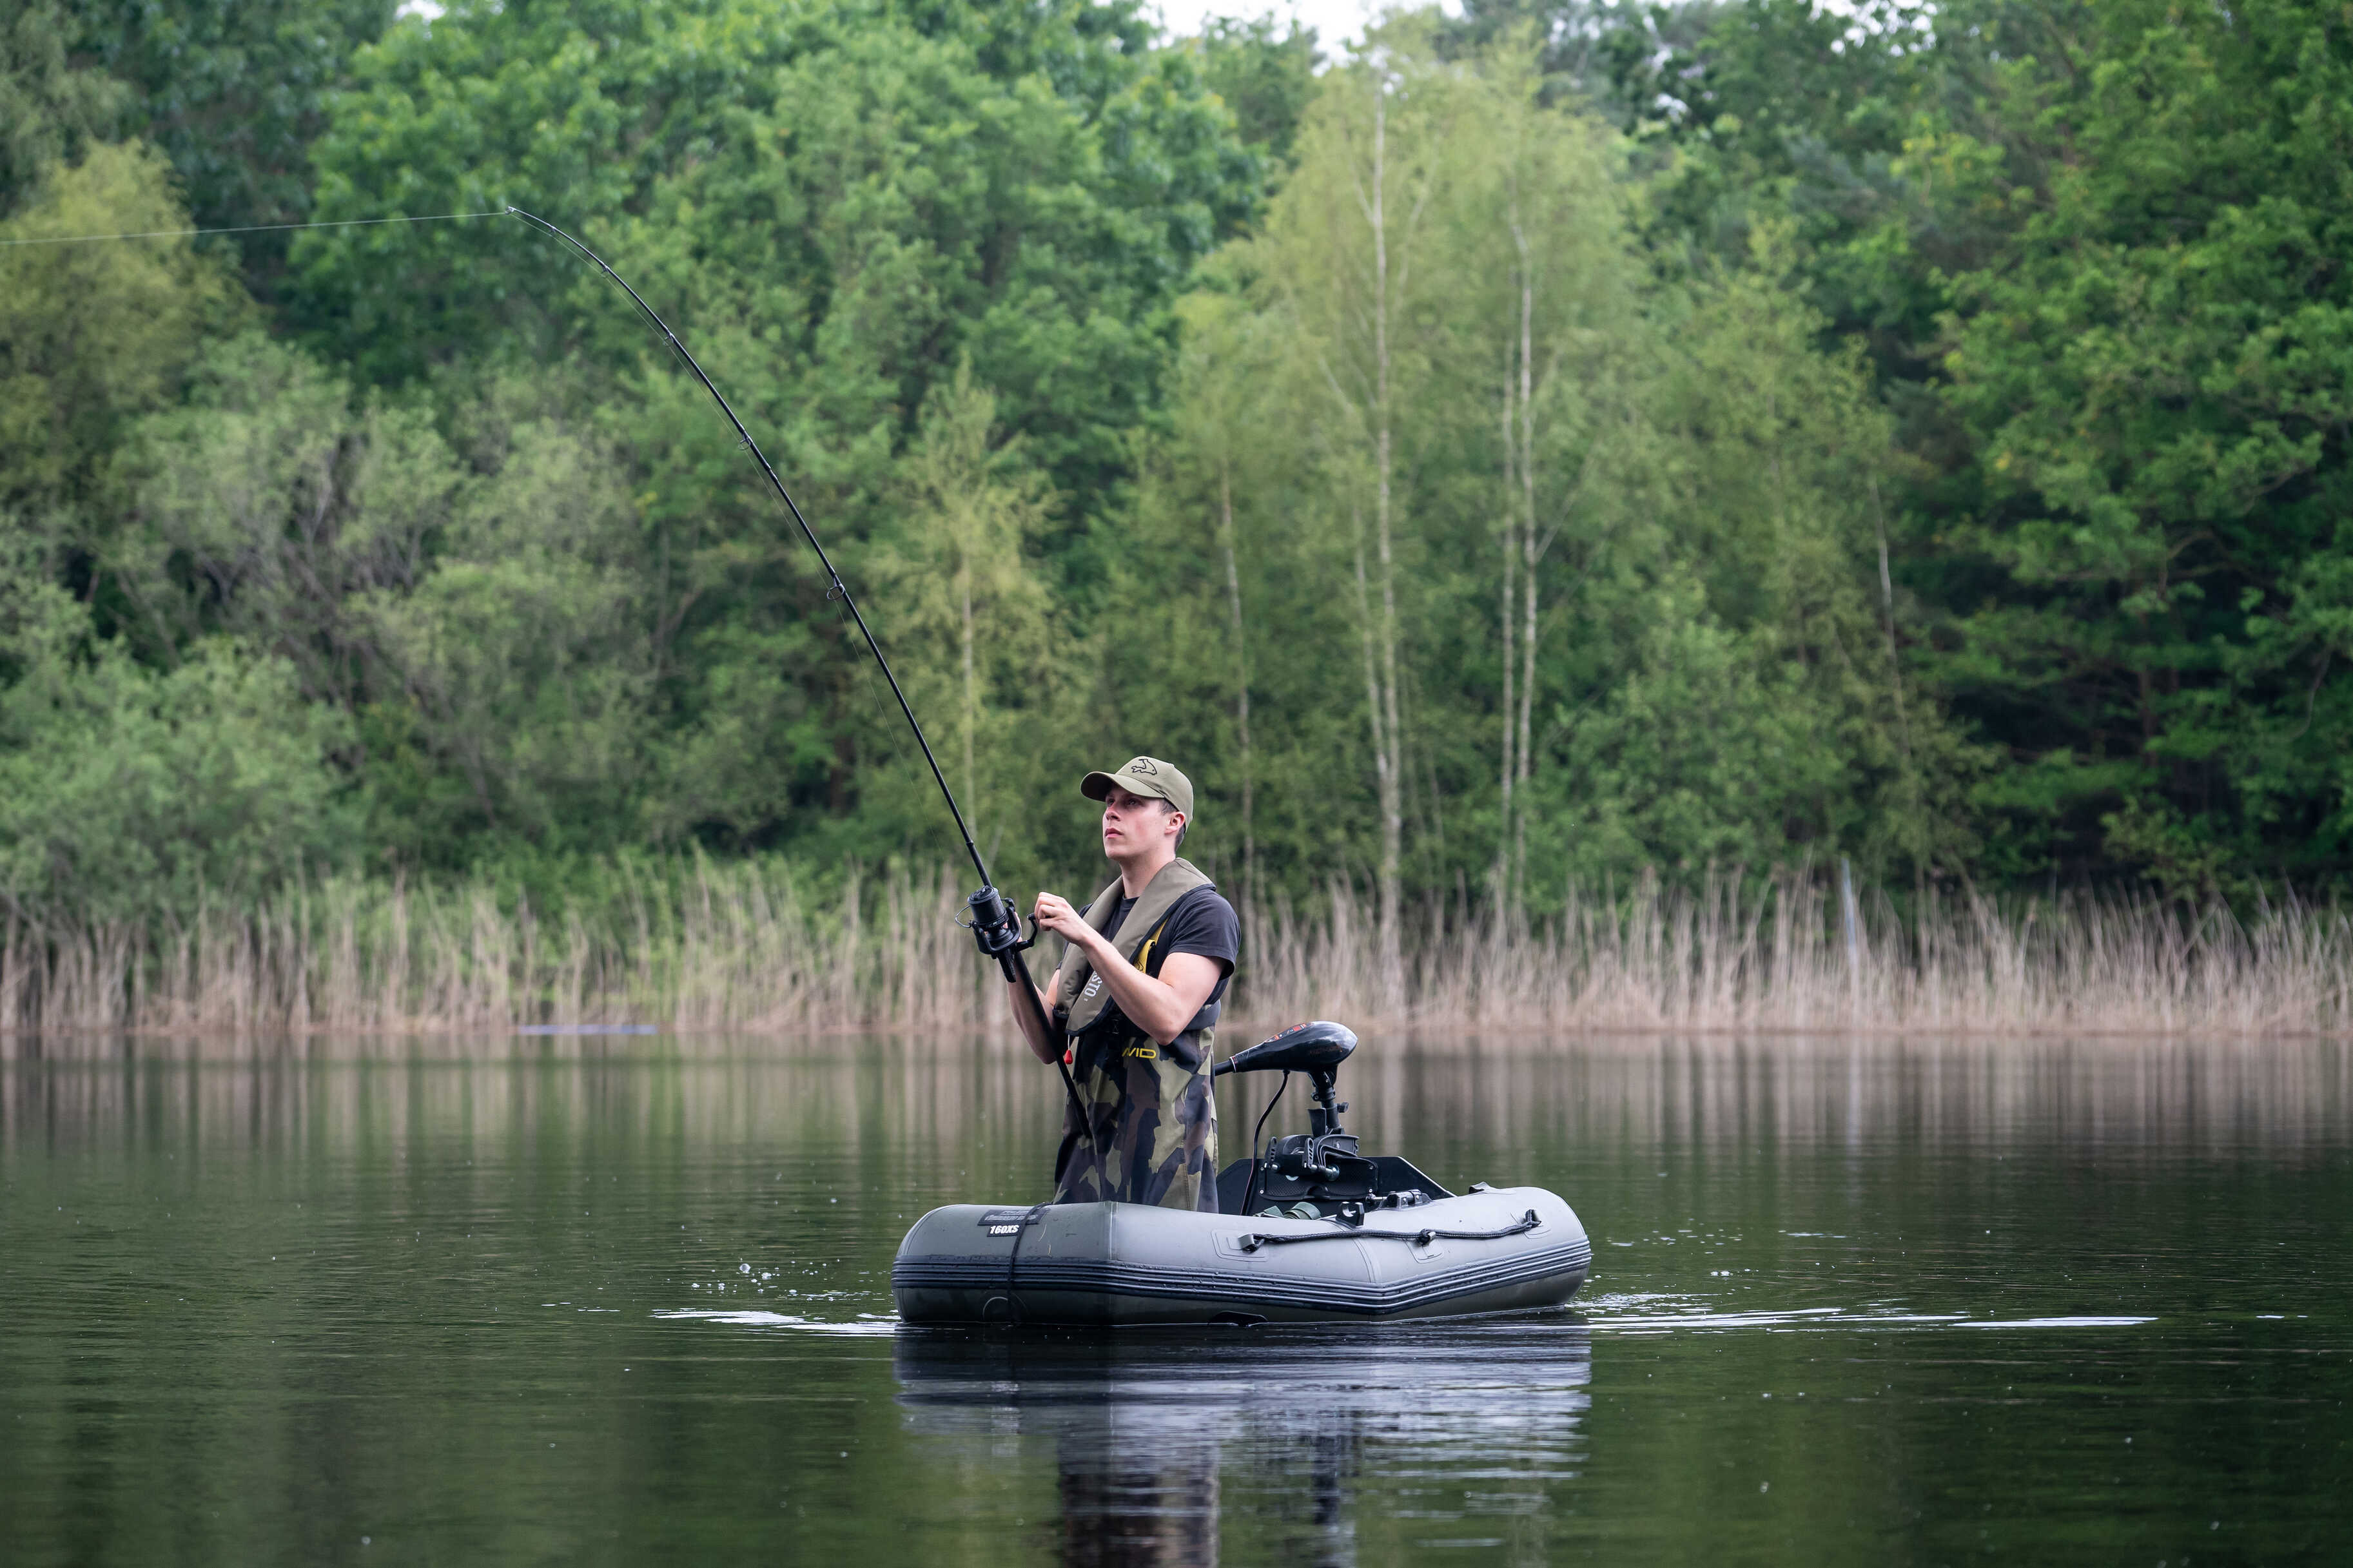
[{"left": 2, "top": 862, "right": 2347, "bottom": 1049}]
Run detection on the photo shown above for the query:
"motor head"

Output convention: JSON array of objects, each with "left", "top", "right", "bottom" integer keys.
[
  {"left": 1215, "top": 1020, "right": 1358, "bottom": 1136},
  {"left": 1211, "top": 1020, "right": 1358, "bottom": 1079}
]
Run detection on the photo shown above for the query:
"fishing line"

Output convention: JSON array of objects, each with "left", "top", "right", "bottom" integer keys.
[{"left": 0, "top": 210, "right": 506, "bottom": 247}]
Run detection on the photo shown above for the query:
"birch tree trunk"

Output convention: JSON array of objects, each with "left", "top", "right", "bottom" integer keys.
[
  {"left": 1352, "top": 528, "right": 1397, "bottom": 997},
  {"left": 1367, "top": 81, "right": 1406, "bottom": 999},
  {"left": 959, "top": 551, "right": 977, "bottom": 849},
  {"left": 1495, "top": 333, "right": 1518, "bottom": 929},
  {"left": 1269, "top": 42, "right": 1446, "bottom": 1008},
  {"left": 1354, "top": 530, "right": 1386, "bottom": 779},
  {"left": 1219, "top": 462, "right": 1256, "bottom": 913},
  {"left": 1869, "top": 473, "right": 1912, "bottom": 762},
  {"left": 1511, "top": 208, "right": 1539, "bottom": 909}
]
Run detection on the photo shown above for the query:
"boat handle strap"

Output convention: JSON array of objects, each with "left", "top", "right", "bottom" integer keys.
[{"left": 1236, "top": 1209, "right": 1539, "bottom": 1253}]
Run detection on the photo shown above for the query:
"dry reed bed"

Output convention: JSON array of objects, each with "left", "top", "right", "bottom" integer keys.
[
  {"left": 0, "top": 861, "right": 990, "bottom": 1041},
  {"left": 1, "top": 864, "right": 2346, "bottom": 1046},
  {"left": 1251, "top": 874, "right": 2352, "bottom": 1038}
]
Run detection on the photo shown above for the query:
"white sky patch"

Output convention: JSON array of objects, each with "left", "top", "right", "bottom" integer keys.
[{"left": 1153, "top": 0, "right": 1460, "bottom": 52}]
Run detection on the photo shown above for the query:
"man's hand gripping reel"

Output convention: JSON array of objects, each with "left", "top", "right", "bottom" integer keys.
[
  {"left": 966, "top": 886, "right": 1094, "bottom": 1158},
  {"left": 965, "top": 885, "right": 1037, "bottom": 977}
]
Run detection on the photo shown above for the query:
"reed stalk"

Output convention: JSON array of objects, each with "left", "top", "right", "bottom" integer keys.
[{"left": 0, "top": 862, "right": 2345, "bottom": 1046}]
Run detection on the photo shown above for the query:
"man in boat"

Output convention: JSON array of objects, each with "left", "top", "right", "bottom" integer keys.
[{"left": 1007, "top": 755, "right": 1238, "bottom": 1211}]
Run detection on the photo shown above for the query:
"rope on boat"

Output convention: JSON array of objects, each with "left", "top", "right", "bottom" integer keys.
[
  {"left": 1002, "top": 1201, "right": 1051, "bottom": 1322},
  {"left": 1236, "top": 1209, "right": 1540, "bottom": 1252}
]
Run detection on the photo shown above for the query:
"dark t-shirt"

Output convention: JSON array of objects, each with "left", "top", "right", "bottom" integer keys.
[{"left": 1098, "top": 887, "right": 1240, "bottom": 1007}]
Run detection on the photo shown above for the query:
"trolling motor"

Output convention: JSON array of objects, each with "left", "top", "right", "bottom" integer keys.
[
  {"left": 1213, "top": 1021, "right": 1450, "bottom": 1219},
  {"left": 1216, "top": 1020, "right": 1359, "bottom": 1176}
]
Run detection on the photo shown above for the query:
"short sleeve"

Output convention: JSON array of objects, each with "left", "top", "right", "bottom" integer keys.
[{"left": 1160, "top": 889, "right": 1240, "bottom": 976}]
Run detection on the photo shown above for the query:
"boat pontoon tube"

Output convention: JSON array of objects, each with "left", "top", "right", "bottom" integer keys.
[{"left": 892, "top": 1185, "right": 1590, "bottom": 1326}]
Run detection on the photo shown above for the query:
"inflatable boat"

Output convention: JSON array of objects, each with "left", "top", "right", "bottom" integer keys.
[{"left": 892, "top": 1022, "right": 1591, "bottom": 1325}]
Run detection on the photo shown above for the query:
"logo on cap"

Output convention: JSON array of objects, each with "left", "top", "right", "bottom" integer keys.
[{"left": 1129, "top": 759, "right": 1158, "bottom": 775}]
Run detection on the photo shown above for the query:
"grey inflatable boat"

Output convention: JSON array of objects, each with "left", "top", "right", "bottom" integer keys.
[{"left": 893, "top": 1022, "right": 1592, "bottom": 1326}]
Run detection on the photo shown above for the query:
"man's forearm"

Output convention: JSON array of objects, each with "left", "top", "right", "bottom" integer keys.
[
  {"left": 1083, "top": 934, "right": 1207, "bottom": 1046},
  {"left": 1009, "top": 973, "right": 1060, "bottom": 1062}
]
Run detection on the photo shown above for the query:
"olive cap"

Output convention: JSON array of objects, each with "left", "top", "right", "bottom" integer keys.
[{"left": 1080, "top": 755, "right": 1193, "bottom": 818}]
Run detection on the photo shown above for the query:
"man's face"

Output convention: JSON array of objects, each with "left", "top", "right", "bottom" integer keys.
[{"left": 1101, "top": 787, "right": 1180, "bottom": 861}]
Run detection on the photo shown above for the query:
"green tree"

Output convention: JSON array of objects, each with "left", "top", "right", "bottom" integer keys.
[
  {"left": 1926, "top": 0, "right": 2353, "bottom": 889},
  {"left": 0, "top": 144, "right": 234, "bottom": 523},
  {"left": 1, "top": 0, "right": 124, "bottom": 217},
  {"left": 1593, "top": 0, "right": 2353, "bottom": 892},
  {"left": 108, "top": 333, "right": 462, "bottom": 705},
  {"left": 1247, "top": 18, "right": 1473, "bottom": 974},
  {"left": 288, "top": 0, "right": 1263, "bottom": 862},
  {"left": 1532, "top": 249, "right": 1977, "bottom": 882},
  {"left": 1188, "top": 12, "right": 1321, "bottom": 166},
  {"left": 0, "top": 537, "right": 351, "bottom": 924},
  {"left": 859, "top": 364, "right": 1068, "bottom": 874},
  {"left": 112, "top": 336, "right": 654, "bottom": 863},
  {"left": 353, "top": 412, "right": 652, "bottom": 857},
  {"left": 62, "top": 0, "right": 400, "bottom": 295},
  {"left": 1157, "top": 287, "right": 1278, "bottom": 907},
  {"left": 1139, "top": 24, "right": 1975, "bottom": 925},
  {"left": 1447, "top": 35, "right": 1648, "bottom": 909}
]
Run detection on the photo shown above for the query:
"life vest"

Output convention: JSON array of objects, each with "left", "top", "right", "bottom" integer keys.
[
  {"left": 1048, "top": 857, "right": 1224, "bottom": 1210},
  {"left": 1052, "top": 856, "right": 1220, "bottom": 1041}
]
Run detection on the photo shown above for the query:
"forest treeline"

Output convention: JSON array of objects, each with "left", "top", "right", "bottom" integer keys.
[{"left": 2, "top": 0, "right": 2348, "bottom": 967}]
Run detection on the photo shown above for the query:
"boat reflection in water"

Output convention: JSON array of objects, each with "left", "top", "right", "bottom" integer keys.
[{"left": 894, "top": 1320, "right": 1592, "bottom": 1566}]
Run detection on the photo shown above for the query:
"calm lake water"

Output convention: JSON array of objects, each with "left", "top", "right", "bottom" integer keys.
[{"left": 3, "top": 1036, "right": 2349, "bottom": 1565}]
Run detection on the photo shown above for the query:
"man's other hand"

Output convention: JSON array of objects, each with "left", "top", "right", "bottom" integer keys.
[{"left": 1031, "top": 891, "right": 1090, "bottom": 944}]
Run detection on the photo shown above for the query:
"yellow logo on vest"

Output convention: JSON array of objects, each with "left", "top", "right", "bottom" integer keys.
[{"left": 1121, "top": 1044, "right": 1160, "bottom": 1060}]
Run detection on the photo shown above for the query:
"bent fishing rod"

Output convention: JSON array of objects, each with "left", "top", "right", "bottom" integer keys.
[{"left": 505, "top": 207, "right": 1088, "bottom": 1141}]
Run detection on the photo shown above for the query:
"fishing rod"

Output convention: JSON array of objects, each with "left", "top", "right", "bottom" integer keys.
[{"left": 505, "top": 207, "right": 1088, "bottom": 1146}]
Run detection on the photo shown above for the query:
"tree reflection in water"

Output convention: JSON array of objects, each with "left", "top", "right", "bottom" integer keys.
[{"left": 895, "top": 1322, "right": 1593, "bottom": 1565}]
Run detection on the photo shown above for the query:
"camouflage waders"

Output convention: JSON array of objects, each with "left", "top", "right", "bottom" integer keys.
[{"left": 1049, "top": 860, "right": 1222, "bottom": 1212}]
